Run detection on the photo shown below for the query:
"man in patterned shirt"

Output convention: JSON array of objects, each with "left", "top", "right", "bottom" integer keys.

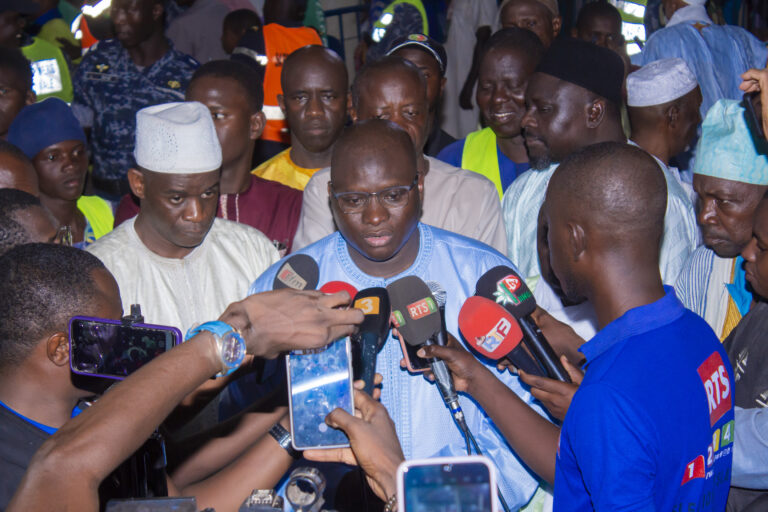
[{"left": 72, "top": 0, "right": 198, "bottom": 199}]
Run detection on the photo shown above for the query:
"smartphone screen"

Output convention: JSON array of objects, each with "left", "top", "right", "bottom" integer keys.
[
  {"left": 69, "top": 317, "right": 181, "bottom": 380},
  {"left": 287, "top": 337, "right": 354, "bottom": 450},
  {"left": 401, "top": 460, "right": 494, "bottom": 512}
]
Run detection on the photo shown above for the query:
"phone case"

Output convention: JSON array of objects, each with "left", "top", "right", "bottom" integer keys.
[
  {"left": 69, "top": 316, "right": 182, "bottom": 381},
  {"left": 286, "top": 337, "right": 355, "bottom": 450},
  {"left": 397, "top": 456, "right": 498, "bottom": 512},
  {"left": 395, "top": 330, "right": 430, "bottom": 373}
]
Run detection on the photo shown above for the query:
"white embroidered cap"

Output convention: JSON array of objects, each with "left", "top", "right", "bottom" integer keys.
[
  {"left": 134, "top": 101, "right": 222, "bottom": 174},
  {"left": 626, "top": 58, "right": 698, "bottom": 108}
]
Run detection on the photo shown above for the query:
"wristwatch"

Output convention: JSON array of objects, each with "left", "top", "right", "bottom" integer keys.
[
  {"left": 185, "top": 321, "right": 246, "bottom": 378},
  {"left": 269, "top": 422, "right": 301, "bottom": 459}
]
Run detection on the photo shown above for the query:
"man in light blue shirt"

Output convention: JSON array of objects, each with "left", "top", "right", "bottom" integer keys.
[
  {"left": 245, "top": 120, "right": 545, "bottom": 508},
  {"left": 634, "top": 0, "right": 768, "bottom": 119}
]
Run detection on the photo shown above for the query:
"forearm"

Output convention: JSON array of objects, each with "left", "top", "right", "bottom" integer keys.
[
  {"left": 468, "top": 369, "right": 560, "bottom": 484},
  {"left": 170, "top": 406, "right": 287, "bottom": 487},
  {"left": 7, "top": 334, "right": 221, "bottom": 511},
  {"left": 178, "top": 421, "right": 294, "bottom": 512}
]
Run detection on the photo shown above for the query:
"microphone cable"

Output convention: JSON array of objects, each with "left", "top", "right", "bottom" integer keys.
[{"left": 458, "top": 413, "right": 512, "bottom": 512}]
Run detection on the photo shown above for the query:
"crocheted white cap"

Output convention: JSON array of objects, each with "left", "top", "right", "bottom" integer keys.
[
  {"left": 134, "top": 101, "right": 222, "bottom": 174},
  {"left": 627, "top": 58, "right": 698, "bottom": 108}
]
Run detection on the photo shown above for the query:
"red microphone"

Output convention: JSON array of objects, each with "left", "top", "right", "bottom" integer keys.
[
  {"left": 319, "top": 281, "right": 358, "bottom": 298},
  {"left": 459, "top": 296, "right": 545, "bottom": 376}
]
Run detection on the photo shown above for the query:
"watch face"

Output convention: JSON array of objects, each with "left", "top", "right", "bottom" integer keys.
[{"left": 221, "top": 332, "right": 246, "bottom": 368}]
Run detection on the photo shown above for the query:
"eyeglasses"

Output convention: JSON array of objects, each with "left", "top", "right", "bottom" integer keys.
[
  {"left": 55, "top": 225, "right": 73, "bottom": 247},
  {"left": 331, "top": 177, "right": 418, "bottom": 214}
]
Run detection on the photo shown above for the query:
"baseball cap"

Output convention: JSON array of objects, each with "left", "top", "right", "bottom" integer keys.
[{"left": 386, "top": 34, "right": 447, "bottom": 76}]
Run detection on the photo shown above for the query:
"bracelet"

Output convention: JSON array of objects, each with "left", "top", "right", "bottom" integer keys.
[
  {"left": 268, "top": 422, "right": 301, "bottom": 459},
  {"left": 383, "top": 494, "right": 397, "bottom": 512}
]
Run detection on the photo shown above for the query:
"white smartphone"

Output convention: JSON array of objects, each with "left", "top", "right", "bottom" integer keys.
[
  {"left": 286, "top": 337, "right": 354, "bottom": 450},
  {"left": 397, "top": 456, "right": 498, "bottom": 512}
]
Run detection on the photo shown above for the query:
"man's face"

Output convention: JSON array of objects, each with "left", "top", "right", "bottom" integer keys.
[
  {"left": 500, "top": 0, "right": 558, "bottom": 47},
  {"left": 669, "top": 87, "right": 702, "bottom": 157},
  {"left": 477, "top": 47, "right": 534, "bottom": 140},
  {"left": 544, "top": 195, "right": 584, "bottom": 303},
  {"left": 131, "top": 169, "right": 220, "bottom": 256},
  {"left": 111, "top": 0, "right": 158, "bottom": 48},
  {"left": 575, "top": 14, "right": 624, "bottom": 52},
  {"left": 522, "top": 73, "right": 590, "bottom": 169},
  {"left": 693, "top": 174, "right": 766, "bottom": 258},
  {"left": 354, "top": 72, "right": 429, "bottom": 153},
  {"left": 0, "top": 70, "right": 34, "bottom": 138},
  {"left": 330, "top": 147, "right": 422, "bottom": 267},
  {"left": 12, "top": 205, "right": 59, "bottom": 243},
  {"left": 0, "top": 11, "right": 24, "bottom": 47},
  {"left": 33, "top": 140, "right": 89, "bottom": 202},
  {"left": 742, "top": 198, "right": 768, "bottom": 299},
  {"left": 393, "top": 47, "right": 443, "bottom": 113},
  {"left": 187, "top": 76, "right": 261, "bottom": 169},
  {"left": 0, "top": 152, "right": 39, "bottom": 195},
  {"left": 221, "top": 27, "right": 240, "bottom": 55},
  {"left": 279, "top": 59, "right": 347, "bottom": 154}
]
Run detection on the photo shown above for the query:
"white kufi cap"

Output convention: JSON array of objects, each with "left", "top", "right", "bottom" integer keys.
[
  {"left": 134, "top": 101, "right": 222, "bottom": 174},
  {"left": 627, "top": 58, "right": 698, "bottom": 108}
]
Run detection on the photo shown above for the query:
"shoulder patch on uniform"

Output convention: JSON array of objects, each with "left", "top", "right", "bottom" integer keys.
[{"left": 167, "top": 80, "right": 181, "bottom": 89}]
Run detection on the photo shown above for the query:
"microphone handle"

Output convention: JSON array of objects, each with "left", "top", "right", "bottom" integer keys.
[
  {"left": 506, "top": 345, "right": 547, "bottom": 377},
  {"left": 423, "top": 337, "right": 459, "bottom": 407},
  {"left": 357, "top": 331, "right": 380, "bottom": 395},
  {"left": 519, "top": 317, "right": 571, "bottom": 383}
]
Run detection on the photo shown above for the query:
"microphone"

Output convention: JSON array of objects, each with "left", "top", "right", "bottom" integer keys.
[
  {"left": 351, "top": 288, "right": 390, "bottom": 395},
  {"left": 458, "top": 296, "right": 545, "bottom": 376},
  {"left": 475, "top": 266, "right": 571, "bottom": 382},
  {"left": 425, "top": 281, "right": 448, "bottom": 348},
  {"left": 387, "top": 276, "right": 464, "bottom": 424},
  {"left": 272, "top": 254, "right": 319, "bottom": 290},
  {"left": 319, "top": 281, "right": 358, "bottom": 298}
]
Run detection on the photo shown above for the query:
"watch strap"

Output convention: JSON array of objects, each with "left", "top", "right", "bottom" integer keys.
[
  {"left": 185, "top": 321, "right": 244, "bottom": 377},
  {"left": 269, "top": 422, "right": 301, "bottom": 459}
]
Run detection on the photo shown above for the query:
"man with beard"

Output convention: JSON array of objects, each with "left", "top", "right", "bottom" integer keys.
[
  {"left": 676, "top": 99, "right": 768, "bottom": 340},
  {"left": 503, "top": 38, "right": 696, "bottom": 285}
]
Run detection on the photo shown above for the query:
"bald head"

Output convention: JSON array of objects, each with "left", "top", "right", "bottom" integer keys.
[
  {"left": 282, "top": 45, "right": 348, "bottom": 92},
  {"left": 331, "top": 119, "right": 417, "bottom": 182},
  {"left": 0, "top": 141, "right": 38, "bottom": 196},
  {"left": 547, "top": 142, "right": 666, "bottom": 244}
]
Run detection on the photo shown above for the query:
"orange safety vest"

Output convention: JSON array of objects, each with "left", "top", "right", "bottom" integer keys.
[{"left": 261, "top": 24, "right": 322, "bottom": 144}]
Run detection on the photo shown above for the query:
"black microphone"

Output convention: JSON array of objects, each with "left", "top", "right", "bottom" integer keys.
[
  {"left": 351, "top": 288, "right": 390, "bottom": 395},
  {"left": 387, "top": 276, "right": 464, "bottom": 424},
  {"left": 475, "top": 266, "right": 571, "bottom": 382},
  {"left": 272, "top": 254, "right": 319, "bottom": 290}
]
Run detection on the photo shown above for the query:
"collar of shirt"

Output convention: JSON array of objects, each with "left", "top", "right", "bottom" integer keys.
[
  {"left": 726, "top": 255, "right": 753, "bottom": 316},
  {"left": 114, "top": 38, "right": 183, "bottom": 75},
  {"left": 579, "top": 286, "right": 685, "bottom": 367},
  {"left": 667, "top": 4, "right": 712, "bottom": 27}
]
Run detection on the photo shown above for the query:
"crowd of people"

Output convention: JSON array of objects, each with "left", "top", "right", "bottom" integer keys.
[{"left": 0, "top": 0, "right": 767, "bottom": 511}]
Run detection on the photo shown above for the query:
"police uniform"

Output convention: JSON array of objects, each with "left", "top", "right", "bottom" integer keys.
[{"left": 72, "top": 39, "right": 198, "bottom": 194}]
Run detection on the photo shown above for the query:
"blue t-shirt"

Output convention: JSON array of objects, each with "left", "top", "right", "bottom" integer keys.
[
  {"left": 436, "top": 138, "right": 530, "bottom": 193},
  {"left": 554, "top": 287, "right": 734, "bottom": 511},
  {"left": 0, "top": 399, "right": 82, "bottom": 435}
]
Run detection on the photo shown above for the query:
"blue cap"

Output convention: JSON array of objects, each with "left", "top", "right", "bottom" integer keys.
[
  {"left": 694, "top": 99, "right": 768, "bottom": 185},
  {"left": 7, "top": 98, "right": 86, "bottom": 160}
]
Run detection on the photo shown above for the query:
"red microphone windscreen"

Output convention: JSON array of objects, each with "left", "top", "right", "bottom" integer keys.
[
  {"left": 319, "top": 281, "right": 358, "bottom": 298},
  {"left": 459, "top": 296, "right": 524, "bottom": 360}
]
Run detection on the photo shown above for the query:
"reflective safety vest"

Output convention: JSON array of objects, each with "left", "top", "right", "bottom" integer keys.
[
  {"left": 21, "top": 37, "right": 73, "bottom": 103},
  {"left": 372, "top": 0, "right": 428, "bottom": 42},
  {"left": 77, "top": 195, "right": 114, "bottom": 239},
  {"left": 261, "top": 24, "right": 322, "bottom": 144},
  {"left": 461, "top": 127, "right": 503, "bottom": 200}
]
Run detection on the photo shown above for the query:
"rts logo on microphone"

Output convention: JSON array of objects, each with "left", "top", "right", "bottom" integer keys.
[
  {"left": 406, "top": 297, "right": 437, "bottom": 320},
  {"left": 493, "top": 275, "right": 531, "bottom": 306}
]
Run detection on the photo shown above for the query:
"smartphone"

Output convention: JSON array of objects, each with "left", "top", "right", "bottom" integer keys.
[
  {"left": 394, "top": 328, "right": 431, "bottom": 373},
  {"left": 743, "top": 91, "right": 765, "bottom": 140},
  {"left": 286, "top": 337, "right": 354, "bottom": 450},
  {"left": 397, "top": 456, "right": 498, "bottom": 512},
  {"left": 69, "top": 316, "right": 181, "bottom": 381}
]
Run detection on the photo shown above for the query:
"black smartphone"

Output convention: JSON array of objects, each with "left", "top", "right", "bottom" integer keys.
[
  {"left": 69, "top": 316, "right": 182, "bottom": 380},
  {"left": 743, "top": 91, "right": 765, "bottom": 140}
]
